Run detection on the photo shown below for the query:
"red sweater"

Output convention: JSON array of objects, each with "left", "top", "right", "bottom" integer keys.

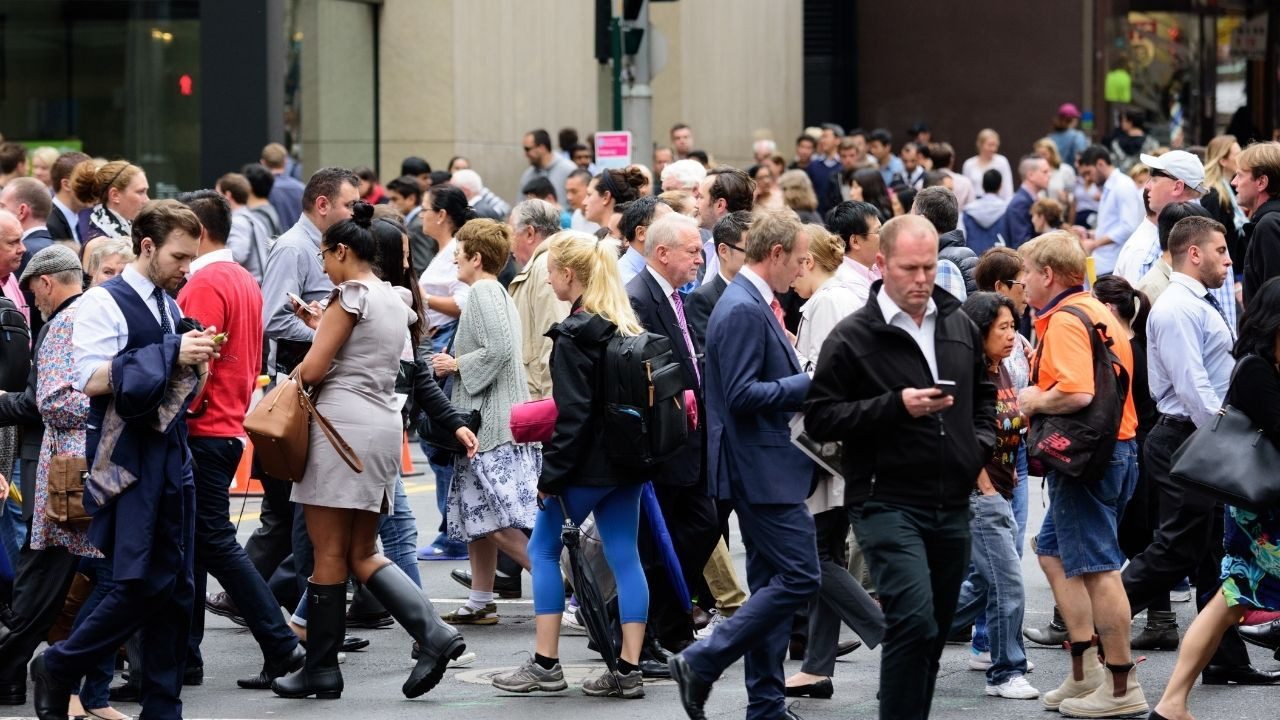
[{"left": 178, "top": 254, "right": 264, "bottom": 438}]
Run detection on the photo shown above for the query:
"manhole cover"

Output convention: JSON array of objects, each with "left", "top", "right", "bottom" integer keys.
[{"left": 454, "top": 664, "right": 673, "bottom": 687}]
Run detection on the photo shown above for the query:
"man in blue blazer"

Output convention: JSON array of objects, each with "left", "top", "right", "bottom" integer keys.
[{"left": 670, "top": 210, "right": 819, "bottom": 720}]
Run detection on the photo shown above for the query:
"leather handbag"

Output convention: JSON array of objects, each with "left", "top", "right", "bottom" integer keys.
[
  {"left": 243, "top": 370, "right": 363, "bottom": 482},
  {"left": 45, "top": 431, "right": 91, "bottom": 530},
  {"left": 510, "top": 398, "right": 557, "bottom": 444},
  {"left": 419, "top": 408, "right": 481, "bottom": 457},
  {"left": 1169, "top": 404, "right": 1280, "bottom": 513}
]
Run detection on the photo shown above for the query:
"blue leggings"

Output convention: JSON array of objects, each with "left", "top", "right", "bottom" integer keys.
[{"left": 530, "top": 484, "right": 648, "bottom": 624}]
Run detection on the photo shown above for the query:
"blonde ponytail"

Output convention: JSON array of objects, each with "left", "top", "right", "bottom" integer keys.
[{"left": 547, "top": 230, "right": 644, "bottom": 336}]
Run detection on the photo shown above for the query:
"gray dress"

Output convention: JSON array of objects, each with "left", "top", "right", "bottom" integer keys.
[{"left": 292, "top": 280, "right": 413, "bottom": 513}]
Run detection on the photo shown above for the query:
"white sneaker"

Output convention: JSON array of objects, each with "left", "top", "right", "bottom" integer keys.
[
  {"left": 561, "top": 605, "right": 586, "bottom": 634},
  {"left": 985, "top": 675, "right": 1041, "bottom": 699},
  {"left": 968, "top": 648, "right": 992, "bottom": 671},
  {"left": 695, "top": 609, "right": 727, "bottom": 639},
  {"left": 1026, "top": 657, "right": 1035, "bottom": 672}
]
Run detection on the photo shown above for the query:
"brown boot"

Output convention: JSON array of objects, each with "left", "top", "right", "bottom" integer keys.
[{"left": 46, "top": 573, "right": 92, "bottom": 645}]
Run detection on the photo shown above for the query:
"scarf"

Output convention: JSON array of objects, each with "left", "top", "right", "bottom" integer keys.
[{"left": 90, "top": 204, "right": 132, "bottom": 239}]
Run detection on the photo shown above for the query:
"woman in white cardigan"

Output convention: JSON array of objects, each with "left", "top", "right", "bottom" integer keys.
[{"left": 430, "top": 219, "right": 539, "bottom": 625}]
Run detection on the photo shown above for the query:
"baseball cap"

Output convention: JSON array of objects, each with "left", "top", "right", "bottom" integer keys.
[
  {"left": 1057, "top": 103, "right": 1082, "bottom": 118},
  {"left": 19, "top": 244, "right": 82, "bottom": 289},
  {"left": 1139, "top": 151, "right": 1206, "bottom": 194}
]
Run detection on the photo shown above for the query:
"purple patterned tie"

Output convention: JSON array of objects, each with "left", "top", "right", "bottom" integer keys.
[{"left": 670, "top": 290, "right": 701, "bottom": 386}]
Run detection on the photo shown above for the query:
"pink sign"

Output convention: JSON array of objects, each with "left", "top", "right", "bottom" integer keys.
[{"left": 595, "top": 131, "right": 632, "bottom": 169}]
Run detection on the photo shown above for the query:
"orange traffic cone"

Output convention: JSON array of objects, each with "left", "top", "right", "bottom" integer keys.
[
  {"left": 232, "top": 439, "right": 265, "bottom": 496},
  {"left": 401, "top": 432, "right": 423, "bottom": 476}
]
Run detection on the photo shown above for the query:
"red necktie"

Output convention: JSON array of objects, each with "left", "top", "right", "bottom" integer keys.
[{"left": 770, "top": 298, "right": 786, "bottom": 329}]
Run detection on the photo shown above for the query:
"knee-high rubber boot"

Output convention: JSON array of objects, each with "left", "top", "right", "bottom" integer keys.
[
  {"left": 271, "top": 581, "right": 344, "bottom": 699},
  {"left": 364, "top": 563, "right": 466, "bottom": 698}
]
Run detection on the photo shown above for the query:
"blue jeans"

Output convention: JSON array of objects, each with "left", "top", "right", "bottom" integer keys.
[
  {"left": 74, "top": 557, "right": 124, "bottom": 709},
  {"left": 529, "top": 484, "right": 647, "bottom": 623},
  {"left": 972, "top": 444, "right": 1031, "bottom": 652},
  {"left": 951, "top": 493, "right": 1029, "bottom": 686},
  {"left": 1036, "top": 440, "right": 1139, "bottom": 578},
  {"left": 422, "top": 321, "right": 468, "bottom": 556},
  {"left": 378, "top": 477, "right": 420, "bottom": 585},
  {"left": 1, "top": 463, "right": 26, "bottom": 579}
]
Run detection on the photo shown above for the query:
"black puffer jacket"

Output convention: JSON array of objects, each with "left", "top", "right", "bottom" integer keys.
[
  {"left": 805, "top": 282, "right": 997, "bottom": 509},
  {"left": 939, "top": 227, "right": 978, "bottom": 294},
  {"left": 539, "top": 310, "right": 644, "bottom": 494}
]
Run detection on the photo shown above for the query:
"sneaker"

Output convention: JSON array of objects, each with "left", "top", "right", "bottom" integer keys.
[
  {"left": 968, "top": 647, "right": 992, "bottom": 671},
  {"left": 562, "top": 603, "right": 586, "bottom": 634},
  {"left": 1027, "top": 657, "right": 1036, "bottom": 673},
  {"left": 491, "top": 657, "right": 568, "bottom": 693},
  {"left": 695, "top": 609, "right": 726, "bottom": 640},
  {"left": 442, "top": 602, "right": 499, "bottom": 625},
  {"left": 417, "top": 545, "right": 468, "bottom": 561},
  {"left": 985, "top": 675, "right": 1040, "bottom": 699},
  {"left": 581, "top": 669, "right": 645, "bottom": 699}
]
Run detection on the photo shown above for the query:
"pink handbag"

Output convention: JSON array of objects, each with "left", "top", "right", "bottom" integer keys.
[{"left": 511, "top": 389, "right": 699, "bottom": 445}]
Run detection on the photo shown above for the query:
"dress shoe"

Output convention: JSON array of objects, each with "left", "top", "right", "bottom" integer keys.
[
  {"left": 670, "top": 652, "right": 714, "bottom": 720},
  {"left": 237, "top": 644, "right": 306, "bottom": 690},
  {"left": 108, "top": 680, "right": 140, "bottom": 703},
  {"left": 1238, "top": 619, "right": 1280, "bottom": 650},
  {"left": 1131, "top": 610, "right": 1179, "bottom": 650},
  {"left": 29, "top": 653, "right": 72, "bottom": 720},
  {"left": 1024, "top": 605, "right": 1068, "bottom": 647},
  {"left": 640, "top": 658, "right": 671, "bottom": 679},
  {"left": 184, "top": 664, "right": 204, "bottom": 686},
  {"left": 344, "top": 610, "right": 394, "bottom": 629},
  {"left": 1201, "top": 664, "right": 1280, "bottom": 685},
  {"left": 205, "top": 592, "right": 247, "bottom": 627},
  {"left": 0, "top": 681, "right": 24, "bottom": 705},
  {"left": 691, "top": 606, "right": 712, "bottom": 631},
  {"left": 448, "top": 568, "right": 521, "bottom": 598},
  {"left": 946, "top": 625, "right": 973, "bottom": 644},
  {"left": 784, "top": 677, "right": 833, "bottom": 699},
  {"left": 835, "top": 639, "right": 861, "bottom": 657}
]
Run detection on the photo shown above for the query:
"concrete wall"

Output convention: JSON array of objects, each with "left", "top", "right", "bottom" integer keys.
[
  {"left": 855, "top": 1, "right": 1088, "bottom": 175},
  {"left": 300, "top": 0, "right": 378, "bottom": 172}
]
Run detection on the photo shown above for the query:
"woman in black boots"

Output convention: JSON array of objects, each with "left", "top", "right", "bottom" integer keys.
[{"left": 271, "top": 202, "right": 476, "bottom": 700}]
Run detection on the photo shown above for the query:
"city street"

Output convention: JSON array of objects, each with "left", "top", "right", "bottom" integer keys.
[{"left": 5, "top": 446, "right": 1277, "bottom": 720}]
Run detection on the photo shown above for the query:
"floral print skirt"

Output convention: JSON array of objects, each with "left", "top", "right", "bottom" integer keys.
[
  {"left": 1219, "top": 504, "right": 1280, "bottom": 611},
  {"left": 447, "top": 442, "right": 540, "bottom": 543}
]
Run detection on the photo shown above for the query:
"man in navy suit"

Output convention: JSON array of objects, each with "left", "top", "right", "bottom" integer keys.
[
  {"left": 626, "top": 212, "right": 721, "bottom": 654},
  {"left": 670, "top": 210, "right": 819, "bottom": 720},
  {"left": 685, "top": 210, "right": 751, "bottom": 349}
]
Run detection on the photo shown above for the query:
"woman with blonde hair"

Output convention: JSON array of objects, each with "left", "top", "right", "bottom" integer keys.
[
  {"left": 28, "top": 146, "right": 59, "bottom": 190},
  {"left": 1201, "top": 134, "right": 1246, "bottom": 263},
  {"left": 962, "top": 129, "right": 1013, "bottom": 201},
  {"left": 491, "top": 230, "right": 650, "bottom": 699},
  {"left": 779, "top": 169, "right": 823, "bottom": 224},
  {"left": 1033, "top": 138, "right": 1077, "bottom": 209}
]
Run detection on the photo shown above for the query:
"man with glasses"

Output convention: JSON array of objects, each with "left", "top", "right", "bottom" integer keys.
[
  {"left": 687, "top": 210, "right": 751, "bottom": 348},
  {"left": 828, "top": 200, "right": 884, "bottom": 306},
  {"left": 517, "top": 129, "right": 576, "bottom": 208}
]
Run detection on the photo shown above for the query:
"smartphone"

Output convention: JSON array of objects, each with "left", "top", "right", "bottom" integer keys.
[
  {"left": 934, "top": 379, "right": 957, "bottom": 397},
  {"left": 287, "top": 292, "right": 320, "bottom": 316}
]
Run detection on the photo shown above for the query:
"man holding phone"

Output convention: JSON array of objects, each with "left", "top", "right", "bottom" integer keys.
[{"left": 806, "top": 214, "right": 996, "bottom": 719}]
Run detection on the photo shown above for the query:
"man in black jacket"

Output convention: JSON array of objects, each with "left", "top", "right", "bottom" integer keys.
[
  {"left": 805, "top": 214, "right": 996, "bottom": 720},
  {"left": 685, "top": 211, "right": 750, "bottom": 349},
  {"left": 1236, "top": 141, "right": 1280, "bottom": 304},
  {"left": 626, "top": 213, "right": 719, "bottom": 656}
]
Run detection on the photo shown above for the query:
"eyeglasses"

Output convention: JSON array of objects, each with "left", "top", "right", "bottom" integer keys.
[
  {"left": 1002, "top": 279, "right": 1026, "bottom": 289},
  {"left": 722, "top": 243, "right": 746, "bottom": 253},
  {"left": 522, "top": 146, "right": 535, "bottom": 152},
  {"left": 316, "top": 243, "right": 345, "bottom": 261},
  {"left": 1150, "top": 168, "right": 1176, "bottom": 181}
]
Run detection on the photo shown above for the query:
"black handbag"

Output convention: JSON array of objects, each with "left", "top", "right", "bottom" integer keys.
[
  {"left": 418, "top": 407, "right": 481, "bottom": 457},
  {"left": 1027, "top": 306, "right": 1130, "bottom": 483},
  {"left": 1169, "top": 405, "right": 1280, "bottom": 513}
]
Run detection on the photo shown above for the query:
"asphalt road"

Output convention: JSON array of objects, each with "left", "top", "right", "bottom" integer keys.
[{"left": 5, "top": 447, "right": 1277, "bottom": 719}]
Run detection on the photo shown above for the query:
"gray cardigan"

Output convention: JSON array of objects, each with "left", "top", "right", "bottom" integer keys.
[{"left": 451, "top": 279, "right": 528, "bottom": 452}]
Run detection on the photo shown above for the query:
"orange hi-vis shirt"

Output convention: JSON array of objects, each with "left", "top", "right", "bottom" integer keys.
[{"left": 1032, "top": 291, "right": 1137, "bottom": 441}]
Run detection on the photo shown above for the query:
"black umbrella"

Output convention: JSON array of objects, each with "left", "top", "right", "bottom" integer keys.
[{"left": 557, "top": 495, "right": 619, "bottom": 675}]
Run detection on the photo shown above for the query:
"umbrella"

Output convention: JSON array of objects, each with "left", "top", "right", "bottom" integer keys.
[
  {"left": 557, "top": 495, "right": 618, "bottom": 675},
  {"left": 640, "top": 483, "right": 692, "bottom": 612}
]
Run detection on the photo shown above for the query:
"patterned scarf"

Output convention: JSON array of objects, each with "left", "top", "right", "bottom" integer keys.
[{"left": 89, "top": 204, "right": 131, "bottom": 239}]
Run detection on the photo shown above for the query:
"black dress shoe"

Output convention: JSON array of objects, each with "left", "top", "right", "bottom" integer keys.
[
  {"left": 345, "top": 610, "right": 394, "bottom": 629},
  {"left": 237, "top": 644, "right": 306, "bottom": 689},
  {"left": 29, "top": 653, "right": 71, "bottom": 720},
  {"left": 1201, "top": 664, "right": 1280, "bottom": 685},
  {"left": 205, "top": 592, "right": 247, "bottom": 627},
  {"left": 0, "top": 681, "right": 24, "bottom": 706},
  {"left": 640, "top": 658, "right": 671, "bottom": 679},
  {"left": 1238, "top": 619, "right": 1280, "bottom": 650},
  {"left": 784, "top": 677, "right": 833, "bottom": 698},
  {"left": 669, "top": 652, "right": 713, "bottom": 720},
  {"left": 835, "top": 639, "right": 862, "bottom": 657},
  {"left": 184, "top": 664, "right": 204, "bottom": 686},
  {"left": 448, "top": 569, "right": 522, "bottom": 598},
  {"left": 108, "top": 679, "right": 140, "bottom": 703}
]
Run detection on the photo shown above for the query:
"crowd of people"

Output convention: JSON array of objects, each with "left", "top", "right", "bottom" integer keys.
[{"left": 0, "top": 108, "right": 1277, "bottom": 720}]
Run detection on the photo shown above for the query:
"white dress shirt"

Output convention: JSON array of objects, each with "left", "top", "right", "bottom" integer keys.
[
  {"left": 876, "top": 286, "right": 939, "bottom": 380},
  {"left": 72, "top": 264, "right": 181, "bottom": 392},
  {"left": 737, "top": 265, "right": 775, "bottom": 306},
  {"left": 1146, "top": 271, "right": 1234, "bottom": 427},
  {"left": 1113, "top": 218, "right": 1158, "bottom": 283},
  {"left": 418, "top": 238, "right": 470, "bottom": 329},
  {"left": 645, "top": 265, "right": 679, "bottom": 318},
  {"left": 1093, "top": 170, "right": 1144, "bottom": 276},
  {"left": 835, "top": 255, "right": 879, "bottom": 307}
]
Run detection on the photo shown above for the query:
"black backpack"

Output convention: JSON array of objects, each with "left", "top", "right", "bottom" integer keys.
[
  {"left": 601, "top": 331, "right": 689, "bottom": 467},
  {"left": 0, "top": 295, "right": 30, "bottom": 392},
  {"left": 1027, "top": 305, "right": 1129, "bottom": 482}
]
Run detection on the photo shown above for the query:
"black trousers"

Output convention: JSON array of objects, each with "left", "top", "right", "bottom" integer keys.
[
  {"left": 244, "top": 471, "right": 293, "bottom": 584},
  {"left": 638, "top": 482, "right": 720, "bottom": 647},
  {"left": 851, "top": 501, "right": 970, "bottom": 720},
  {"left": 1122, "top": 419, "right": 1249, "bottom": 666},
  {"left": 0, "top": 518, "right": 80, "bottom": 686}
]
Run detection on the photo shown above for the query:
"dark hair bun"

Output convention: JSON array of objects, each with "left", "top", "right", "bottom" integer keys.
[
  {"left": 350, "top": 200, "right": 374, "bottom": 228},
  {"left": 621, "top": 167, "right": 647, "bottom": 191}
]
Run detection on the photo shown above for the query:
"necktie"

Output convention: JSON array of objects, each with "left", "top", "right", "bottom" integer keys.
[
  {"left": 1204, "top": 292, "right": 1231, "bottom": 334},
  {"left": 153, "top": 286, "right": 173, "bottom": 334},
  {"left": 769, "top": 297, "right": 786, "bottom": 330},
  {"left": 670, "top": 291, "right": 701, "bottom": 386}
]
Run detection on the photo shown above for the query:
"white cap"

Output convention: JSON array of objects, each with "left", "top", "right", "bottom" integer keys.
[{"left": 1139, "top": 151, "right": 1206, "bottom": 195}]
